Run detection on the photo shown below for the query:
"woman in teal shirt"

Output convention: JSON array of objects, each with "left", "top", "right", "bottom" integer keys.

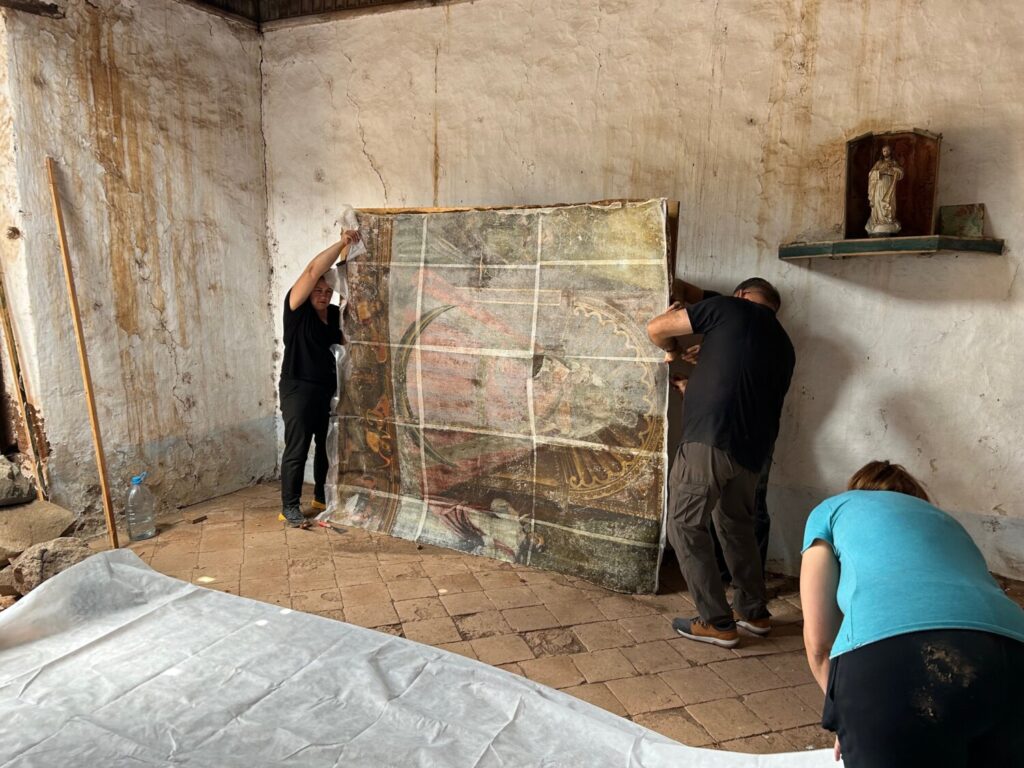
[{"left": 801, "top": 461, "right": 1024, "bottom": 767}]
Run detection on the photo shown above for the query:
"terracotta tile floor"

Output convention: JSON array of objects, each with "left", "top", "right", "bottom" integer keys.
[{"left": 101, "top": 482, "right": 836, "bottom": 755}]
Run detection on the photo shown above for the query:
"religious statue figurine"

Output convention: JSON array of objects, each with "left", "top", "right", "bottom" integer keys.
[{"left": 866, "top": 145, "right": 904, "bottom": 236}]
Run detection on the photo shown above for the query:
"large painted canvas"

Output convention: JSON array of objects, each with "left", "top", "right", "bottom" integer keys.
[{"left": 326, "top": 201, "right": 673, "bottom": 593}]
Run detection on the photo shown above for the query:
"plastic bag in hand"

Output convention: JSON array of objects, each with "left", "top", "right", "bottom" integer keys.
[{"left": 337, "top": 204, "right": 367, "bottom": 261}]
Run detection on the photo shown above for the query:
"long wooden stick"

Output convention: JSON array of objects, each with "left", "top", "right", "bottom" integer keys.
[
  {"left": 46, "top": 157, "right": 118, "bottom": 549},
  {"left": 0, "top": 266, "right": 48, "bottom": 500}
]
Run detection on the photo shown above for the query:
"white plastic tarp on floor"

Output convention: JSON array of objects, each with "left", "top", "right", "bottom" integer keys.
[{"left": 0, "top": 552, "right": 837, "bottom": 766}]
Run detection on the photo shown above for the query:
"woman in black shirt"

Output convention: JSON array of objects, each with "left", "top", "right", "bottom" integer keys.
[{"left": 279, "top": 229, "right": 360, "bottom": 527}]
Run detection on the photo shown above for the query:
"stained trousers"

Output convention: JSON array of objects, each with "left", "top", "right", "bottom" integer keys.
[
  {"left": 823, "top": 630, "right": 1024, "bottom": 767},
  {"left": 666, "top": 441, "right": 768, "bottom": 625},
  {"left": 279, "top": 378, "right": 335, "bottom": 508}
]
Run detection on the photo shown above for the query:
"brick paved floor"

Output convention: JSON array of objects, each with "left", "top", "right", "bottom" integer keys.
[{"left": 103, "top": 482, "right": 837, "bottom": 755}]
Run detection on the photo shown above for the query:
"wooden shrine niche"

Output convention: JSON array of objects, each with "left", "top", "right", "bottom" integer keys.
[{"left": 844, "top": 130, "right": 941, "bottom": 239}]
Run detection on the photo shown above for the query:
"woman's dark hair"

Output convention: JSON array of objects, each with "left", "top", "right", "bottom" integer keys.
[{"left": 847, "top": 460, "right": 930, "bottom": 502}]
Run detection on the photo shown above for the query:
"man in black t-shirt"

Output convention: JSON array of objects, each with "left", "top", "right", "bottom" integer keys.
[
  {"left": 278, "top": 229, "right": 360, "bottom": 528},
  {"left": 648, "top": 278, "right": 795, "bottom": 647},
  {"left": 671, "top": 280, "right": 775, "bottom": 585}
]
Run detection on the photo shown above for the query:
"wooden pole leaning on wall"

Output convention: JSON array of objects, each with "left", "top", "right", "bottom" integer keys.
[
  {"left": 46, "top": 157, "right": 119, "bottom": 549},
  {"left": 0, "top": 268, "right": 48, "bottom": 501}
]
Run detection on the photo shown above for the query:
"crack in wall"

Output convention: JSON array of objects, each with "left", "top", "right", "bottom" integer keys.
[
  {"left": 1007, "top": 260, "right": 1020, "bottom": 300},
  {"left": 334, "top": 50, "right": 389, "bottom": 203},
  {"left": 432, "top": 43, "right": 439, "bottom": 206},
  {"left": 352, "top": 105, "right": 389, "bottom": 202},
  {"left": 258, "top": 25, "right": 279, "bottom": 476}
]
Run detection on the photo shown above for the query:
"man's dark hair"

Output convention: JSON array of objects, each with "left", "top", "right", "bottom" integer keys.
[{"left": 733, "top": 277, "right": 781, "bottom": 311}]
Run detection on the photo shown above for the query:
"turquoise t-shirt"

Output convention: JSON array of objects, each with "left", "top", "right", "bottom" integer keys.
[{"left": 802, "top": 489, "right": 1024, "bottom": 657}]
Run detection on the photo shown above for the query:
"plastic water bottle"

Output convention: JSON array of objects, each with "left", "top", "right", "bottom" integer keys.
[{"left": 126, "top": 472, "right": 157, "bottom": 541}]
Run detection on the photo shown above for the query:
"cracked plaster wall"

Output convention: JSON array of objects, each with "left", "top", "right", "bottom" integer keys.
[
  {"left": 0, "top": 14, "right": 23, "bottom": 455},
  {"left": 262, "top": 0, "right": 1024, "bottom": 578},
  {"left": 1, "top": 0, "right": 276, "bottom": 527}
]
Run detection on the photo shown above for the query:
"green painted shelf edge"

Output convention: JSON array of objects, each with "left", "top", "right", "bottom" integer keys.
[{"left": 779, "top": 235, "right": 1005, "bottom": 260}]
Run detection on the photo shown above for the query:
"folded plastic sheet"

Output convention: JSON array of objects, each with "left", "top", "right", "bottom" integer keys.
[{"left": 0, "top": 552, "right": 837, "bottom": 767}]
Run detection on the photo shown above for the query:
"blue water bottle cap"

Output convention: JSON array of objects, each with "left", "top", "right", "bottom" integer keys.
[{"left": 131, "top": 471, "right": 148, "bottom": 485}]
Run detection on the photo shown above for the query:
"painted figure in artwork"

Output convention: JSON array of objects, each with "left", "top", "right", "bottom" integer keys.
[
  {"left": 434, "top": 498, "right": 543, "bottom": 562},
  {"left": 866, "top": 145, "right": 904, "bottom": 236}
]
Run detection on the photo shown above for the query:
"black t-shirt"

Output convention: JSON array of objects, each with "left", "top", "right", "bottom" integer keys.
[
  {"left": 281, "top": 290, "right": 343, "bottom": 387},
  {"left": 682, "top": 295, "right": 795, "bottom": 471}
]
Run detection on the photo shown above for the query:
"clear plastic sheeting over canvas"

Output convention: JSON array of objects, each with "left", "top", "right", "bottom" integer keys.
[
  {"left": 326, "top": 201, "right": 672, "bottom": 593},
  {"left": 0, "top": 552, "right": 839, "bottom": 767}
]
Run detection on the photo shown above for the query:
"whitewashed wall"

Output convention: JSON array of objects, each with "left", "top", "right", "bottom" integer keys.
[
  {"left": 0, "top": 0, "right": 276, "bottom": 525},
  {"left": 0, "top": 13, "right": 23, "bottom": 455},
  {"left": 263, "top": 0, "right": 1024, "bottom": 577}
]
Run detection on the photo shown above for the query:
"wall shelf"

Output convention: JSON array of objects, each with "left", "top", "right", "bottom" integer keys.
[{"left": 778, "top": 235, "right": 1005, "bottom": 261}]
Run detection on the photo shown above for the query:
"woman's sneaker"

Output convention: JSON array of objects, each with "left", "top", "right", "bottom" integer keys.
[
  {"left": 672, "top": 616, "right": 740, "bottom": 648},
  {"left": 733, "top": 611, "right": 772, "bottom": 636},
  {"left": 280, "top": 504, "right": 311, "bottom": 529}
]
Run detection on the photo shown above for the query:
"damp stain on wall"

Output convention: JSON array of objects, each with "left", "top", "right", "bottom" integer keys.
[{"left": 5, "top": 0, "right": 277, "bottom": 520}]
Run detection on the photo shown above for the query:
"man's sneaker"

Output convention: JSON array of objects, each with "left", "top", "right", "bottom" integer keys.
[
  {"left": 733, "top": 611, "right": 772, "bottom": 636},
  {"left": 310, "top": 499, "right": 327, "bottom": 511},
  {"left": 672, "top": 616, "right": 740, "bottom": 648},
  {"left": 280, "top": 505, "right": 311, "bottom": 529}
]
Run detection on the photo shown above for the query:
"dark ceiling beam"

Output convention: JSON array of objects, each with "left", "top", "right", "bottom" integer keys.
[
  {"left": 180, "top": 0, "right": 452, "bottom": 25},
  {"left": 0, "top": 0, "right": 64, "bottom": 17},
  {"left": 188, "top": 0, "right": 260, "bottom": 21},
  {"left": 259, "top": 1, "right": 433, "bottom": 22}
]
